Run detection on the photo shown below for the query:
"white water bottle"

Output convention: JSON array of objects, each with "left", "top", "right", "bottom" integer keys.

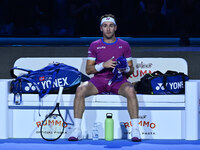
[{"left": 92, "top": 123, "right": 99, "bottom": 140}]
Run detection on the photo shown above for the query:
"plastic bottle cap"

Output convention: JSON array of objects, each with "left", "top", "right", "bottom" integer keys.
[{"left": 106, "top": 113, "right": 113, "bottom": 118}]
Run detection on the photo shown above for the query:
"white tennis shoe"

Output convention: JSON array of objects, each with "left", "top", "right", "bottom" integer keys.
[
  {"left": 131, "top": 128, "right": 142, "bottom": 142},
  {"left": 68, "top": 128, "right": 82, "bottom": 141}
]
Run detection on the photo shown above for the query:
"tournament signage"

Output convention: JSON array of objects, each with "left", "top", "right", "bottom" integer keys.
[{"left": 10, "top": 109, "right": 183, "bottom": 139}]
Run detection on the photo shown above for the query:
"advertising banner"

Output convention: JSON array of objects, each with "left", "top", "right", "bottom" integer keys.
[{"left": 10, "top": 109, "right": 185, "bottom": 139}]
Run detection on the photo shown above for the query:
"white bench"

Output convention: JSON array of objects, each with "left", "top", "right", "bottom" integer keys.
[{"left": 0, "top": 57, "right": 200, "bottom": 140}]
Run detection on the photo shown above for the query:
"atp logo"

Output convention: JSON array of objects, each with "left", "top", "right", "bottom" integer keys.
[
  {"left": 155, "top": 83, "right": 165, "bottom": 91},
  {"left": 25, "top": 83, "right": 37, "bottom": 91}
]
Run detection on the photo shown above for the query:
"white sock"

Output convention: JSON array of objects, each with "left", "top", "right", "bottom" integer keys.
[
  {"left": 131, "top": 118, "right": 139, "bottom": 130},
  {"left": 74, "top": 118, "right": 82, "bottom": 129}
]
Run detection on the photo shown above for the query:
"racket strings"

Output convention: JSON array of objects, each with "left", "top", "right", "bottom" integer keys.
[{"left": 41, "top": 114, "right": 64, "bottom": 140}]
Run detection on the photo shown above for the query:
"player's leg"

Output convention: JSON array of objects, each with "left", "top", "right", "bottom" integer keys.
[
  {"left": 118, "top": 82, "right": 138, "bottom": 118},
  {"left": 68, "top": 81, "right": 98, "bottom": 141},
  {"left": 118, "top": 82, "right": 141, "bottom": 142},
  {"left": 74, "top": 81, "right": 98, "bottom": 118}
]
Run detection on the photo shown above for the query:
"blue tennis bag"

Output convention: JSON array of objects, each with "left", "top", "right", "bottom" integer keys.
[
  {"left": 134, "top": 70, "right": 189, "bottom": 94},
  {"left": 10, "top": 63, "right": 89, "bottom": 104}
]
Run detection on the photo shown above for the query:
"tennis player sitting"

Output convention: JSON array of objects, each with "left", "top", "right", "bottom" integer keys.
[{"left": 68, "top": 14, "right": 141, "bottom": 142}]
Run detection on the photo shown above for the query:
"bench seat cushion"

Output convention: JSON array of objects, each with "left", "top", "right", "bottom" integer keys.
[{"left": 8, "top": 93, "right": 185, "bottom": 108}]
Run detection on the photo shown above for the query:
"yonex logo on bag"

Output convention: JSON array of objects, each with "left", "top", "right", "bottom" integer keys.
[
  {"left": 169, "top": 81, "right": 184, "bottom": 89},
  {"left": 41, "top": 77, "right": 69, "bottom": 89},
  {"left": 156, "top": 83, "right": 165, "bottom": 91},
  {"left": 25, "top": 83, "right": 37, "bottom": 91},
  {"left": 155, "top": 81, "right": 184, "bottom": 91},
  {"left": 25, "top": 77, "right": 69, "bottom": 91}
]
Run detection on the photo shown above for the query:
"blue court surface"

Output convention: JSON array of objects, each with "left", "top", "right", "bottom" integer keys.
[{"left": 0, "top": 139, "right": 200, "bottom": 150}]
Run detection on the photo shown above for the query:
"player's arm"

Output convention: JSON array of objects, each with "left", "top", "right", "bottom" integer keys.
[
  {"left": 123, "top": 42, "right": 133, "bottom": 78},
  {"left": 86, "top": 59, "right": 98, "bottom": 75},
  {"left": 86, "top": 57, "right": 116, "bottom": 75}
]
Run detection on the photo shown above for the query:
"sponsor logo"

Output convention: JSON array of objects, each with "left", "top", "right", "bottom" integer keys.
[
  {"left": 156, "top": 83, "right": 165, "bottom": 91},
  {"left": 129, "top": 70, "right": 152, "bottom": 78},
  {"left": 142, "top": 132, "right": 156, "bottom": 135},
  {"left": 97, "top": 46, "right": 106, "bottom": 49},
  {"left": 106, "top": 17, "right": 111, "bottom": 20},
  {"left": 36, "top": 120, "right": 68, "bottom": 128},
  {"left": 35, "top": 120, "right": 73, "bottom": 135},
  {"left": 129, "top": 62, "right": 153, "bottom": 79},
  {"left": 156, "top": 81, "right": 184, "bottom": 91},
  {"left": 41, "top": 77, "right": 69, "bottom": 89},
  {"left": 123, "top": 131, "right": 156, "bottom": 135},
  {"left": 25, "top": 83, "right": 37, "bottom": 91},
  {"left": 36, "top": 130, "right": 68, "bottom": 134},
  {"left": 39, "top": 76, "right": 45, "bottom": 81},
  {"left": 24, "top": 77, "right": 69, "bottom": 91},
  {"left": 123, "top": 121, "right": 156, "bottom": 129},
  {"left": 118, "top": 46, "right": 123, "bottom": 48},
  {"left": 136, "top": 62, "right": 153, "bottom": 69}
]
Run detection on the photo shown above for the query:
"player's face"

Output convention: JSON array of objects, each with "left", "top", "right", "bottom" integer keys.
[{"left": 100, "top": 22, "right": 117, "bottom": 39}]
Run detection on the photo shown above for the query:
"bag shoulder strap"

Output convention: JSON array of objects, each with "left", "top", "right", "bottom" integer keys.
[
  {"left": 165, "top": 70, "right": 178, "bottom": 75},
  {"left": 152, "top": 70, "right": 163, "bottom": 76},
  {"left": 10, "top": 67, "right": 33, "bottom": 78}
]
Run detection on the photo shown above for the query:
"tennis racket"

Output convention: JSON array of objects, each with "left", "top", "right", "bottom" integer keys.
[{"left": 40, "top": 86, "right": 65, "bottom": 141}]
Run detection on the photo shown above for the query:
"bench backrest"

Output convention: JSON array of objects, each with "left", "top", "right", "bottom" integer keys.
[{"left": 14, "top": 57, "right": 188, "bottom": 82}]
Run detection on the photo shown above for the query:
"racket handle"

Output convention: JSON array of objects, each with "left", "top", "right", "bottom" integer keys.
[{"left": 57, "top": 86, "right": 64, "bottom": 102}]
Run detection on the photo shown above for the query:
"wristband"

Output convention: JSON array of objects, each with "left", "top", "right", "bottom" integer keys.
[
  {"left": 95, "top": 62, "right": 104, "bottom": 72},
  {"left": 124, "top": 66, "right": 130, "bottom": 73}
]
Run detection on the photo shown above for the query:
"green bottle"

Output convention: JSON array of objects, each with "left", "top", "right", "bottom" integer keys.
[{"left": 105, "top": 113, "right": 114, "bottom": 141}]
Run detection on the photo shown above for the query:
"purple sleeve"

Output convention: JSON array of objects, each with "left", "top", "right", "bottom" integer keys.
[
  {"left": 124, "top": 42, "right": 132, "bottom": 61},
  {"left": 88, "top": 43, "right": 96, "bottom": 61}
]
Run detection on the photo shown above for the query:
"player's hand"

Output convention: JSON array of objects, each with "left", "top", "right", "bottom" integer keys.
[{"left": 103, "top": 57, "right": 116, "bottom": 69}]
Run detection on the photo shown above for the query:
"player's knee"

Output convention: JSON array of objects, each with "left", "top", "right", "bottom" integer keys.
[
  {"left": 124, "top": 86, "right": 136, "bottom": 97},
  {"left": 75, "top": 85, "right": 87, "bottom": 98}
]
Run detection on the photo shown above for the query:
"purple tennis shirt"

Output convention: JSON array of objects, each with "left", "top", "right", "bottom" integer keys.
[{"left": 88, "top": 38, "right": 132, "bottom": 79}]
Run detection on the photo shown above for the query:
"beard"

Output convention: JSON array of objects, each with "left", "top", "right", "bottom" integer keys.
[{"left": 103, "top": 32, "right": 115, "bottom": 39}]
